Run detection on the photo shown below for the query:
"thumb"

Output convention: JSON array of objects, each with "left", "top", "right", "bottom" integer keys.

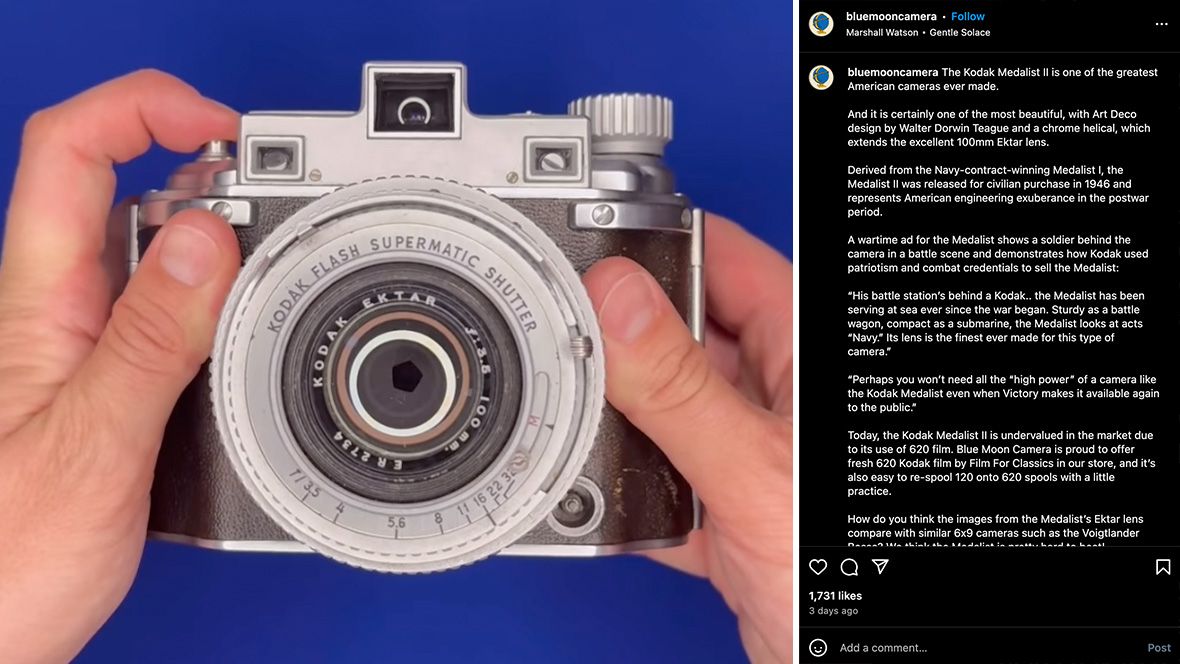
[
  {"left": 55, "top": 208, "right": 240, "bottom": 461},
  {"left": 583, "top": 258, "right": 789, "bottom": 520}
]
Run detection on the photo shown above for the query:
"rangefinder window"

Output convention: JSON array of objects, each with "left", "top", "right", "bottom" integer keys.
[{"left": 373, "top": 72, "right": 455, "bottom": 133}]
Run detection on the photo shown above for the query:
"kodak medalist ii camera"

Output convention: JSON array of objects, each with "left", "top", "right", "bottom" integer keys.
[{"left": 130, "top": 62, "right": 703, "bottom": 573}]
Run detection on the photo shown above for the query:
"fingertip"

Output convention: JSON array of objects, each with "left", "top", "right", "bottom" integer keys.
[
  {"left": 583, "top": 258, "right": 669, "bottom": 345},
  {"left": 121, "top": 70, "right": 239, "bottom": 153},
  {"left": 583, "top": 256, "right": 646, "bottom": 309},
  {"left": 199, "top": 96, "right": 241, "bottom": 139},
  {"left": 146, "top": 94, "right": 239, "bottom": 153},
  {"left": 149, "top": 209, "right": 240, "bottom": 289},
  {"left": 167, "top": 208, "right": 241, "bottom": 260},
  {"left": 122, "top": 67, "right": 191, "bottom": 88}
]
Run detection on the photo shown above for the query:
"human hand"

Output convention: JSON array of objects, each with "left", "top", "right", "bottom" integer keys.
[
  {"left": 0, "top": 70, "right": 241, "bottom": 663},
  {"left": 583, "top": 215, "right": 792, "bottom": 663}
]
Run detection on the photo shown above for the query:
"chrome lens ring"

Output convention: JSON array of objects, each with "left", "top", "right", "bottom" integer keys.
[{"left": 211, "top": 177, "right": 604, "bottom": 573}]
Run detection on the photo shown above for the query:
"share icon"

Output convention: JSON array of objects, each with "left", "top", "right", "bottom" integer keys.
[{"left": 872, "top": 559, "right": 890, "bottom": 574}]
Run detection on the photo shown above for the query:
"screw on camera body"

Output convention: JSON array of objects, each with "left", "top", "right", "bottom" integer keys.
[{"left": 591, "top": 204, "right": 615, "bottom": 226}]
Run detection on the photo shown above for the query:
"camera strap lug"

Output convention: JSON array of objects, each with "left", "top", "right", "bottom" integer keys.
[
  {"left": 127, "top": 202, "right": 141, "bottom": 276},
  {"left": 689, "top": 207, "right": 705, "bottom": 344},
  {"left": 689, "top": 206, "right": 705, "bottom": 530}
]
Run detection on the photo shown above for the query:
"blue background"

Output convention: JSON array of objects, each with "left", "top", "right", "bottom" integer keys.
[{"left": 0, "top": 1, "right": 790, "bottom": 662}]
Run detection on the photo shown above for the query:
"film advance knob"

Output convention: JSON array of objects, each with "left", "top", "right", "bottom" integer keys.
[{"left": 567, "top": 93, "right": 673, "bottom": 156}]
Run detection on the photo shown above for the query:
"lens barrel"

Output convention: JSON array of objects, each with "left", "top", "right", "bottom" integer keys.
[
  {"left": 211, "top": 177, "right": 604, "bottom": 573},
  {"left": 282, "top": 262, "right": 521, "bottom": 504}
]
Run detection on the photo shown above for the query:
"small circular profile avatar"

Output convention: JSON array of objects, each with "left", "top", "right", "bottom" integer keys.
[
  {"left": 809, "top": 11, "right": 834, "bottom": 37},
  {"left": 809, "top": 65, "right": 834, "bottom": 90}
]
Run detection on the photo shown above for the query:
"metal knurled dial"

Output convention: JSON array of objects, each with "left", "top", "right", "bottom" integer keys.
[{"left": 567, "top": 93, "right": 673, "bottom": 156}]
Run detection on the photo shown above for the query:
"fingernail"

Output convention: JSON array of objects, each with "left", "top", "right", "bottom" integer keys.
[
  {"left": 598, "top": 270, "right": 661, "bottom": 344},
  {"left": 158, "top": 223, "right": 220, "bottom": 287}
]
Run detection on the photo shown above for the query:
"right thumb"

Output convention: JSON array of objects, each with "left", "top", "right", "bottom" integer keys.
[
  {"left": 58, "top": 208, "right": 240, "bottom": 457},
  {"left": 583, "top": 257, "right": 789, "bottom": 520}
]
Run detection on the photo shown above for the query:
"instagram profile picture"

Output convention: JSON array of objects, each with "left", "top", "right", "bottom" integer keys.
[
  {"left": 809, "top": 65, "right": 834, "bottom": 90},
  {"left": 809, "top": 11, "right": 834, "bottom": 36}
]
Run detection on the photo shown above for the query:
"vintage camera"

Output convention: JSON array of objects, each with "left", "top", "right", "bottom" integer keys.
[{"left": 131, "top": 62, "right": 703, "bottom": 573}]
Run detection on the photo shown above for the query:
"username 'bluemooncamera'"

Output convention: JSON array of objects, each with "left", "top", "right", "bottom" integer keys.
[{"left": 128, "top": 62, "right": 705, "bottom": 573}]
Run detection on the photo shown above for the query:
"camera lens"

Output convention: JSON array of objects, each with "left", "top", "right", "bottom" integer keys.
[
  {"left": 331, "top": 311, "right": 465, "bottom": 448},
  {"left": 282, "top": 262, "right": 521, "bottom": 503},
  {"left": 211, "top": 177, "right": 606, "bottom": 572}
]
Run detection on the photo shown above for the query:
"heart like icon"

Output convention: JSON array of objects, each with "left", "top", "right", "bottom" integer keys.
[{"left": 808, "top": 559, "right": 828, "bottom": 575}]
